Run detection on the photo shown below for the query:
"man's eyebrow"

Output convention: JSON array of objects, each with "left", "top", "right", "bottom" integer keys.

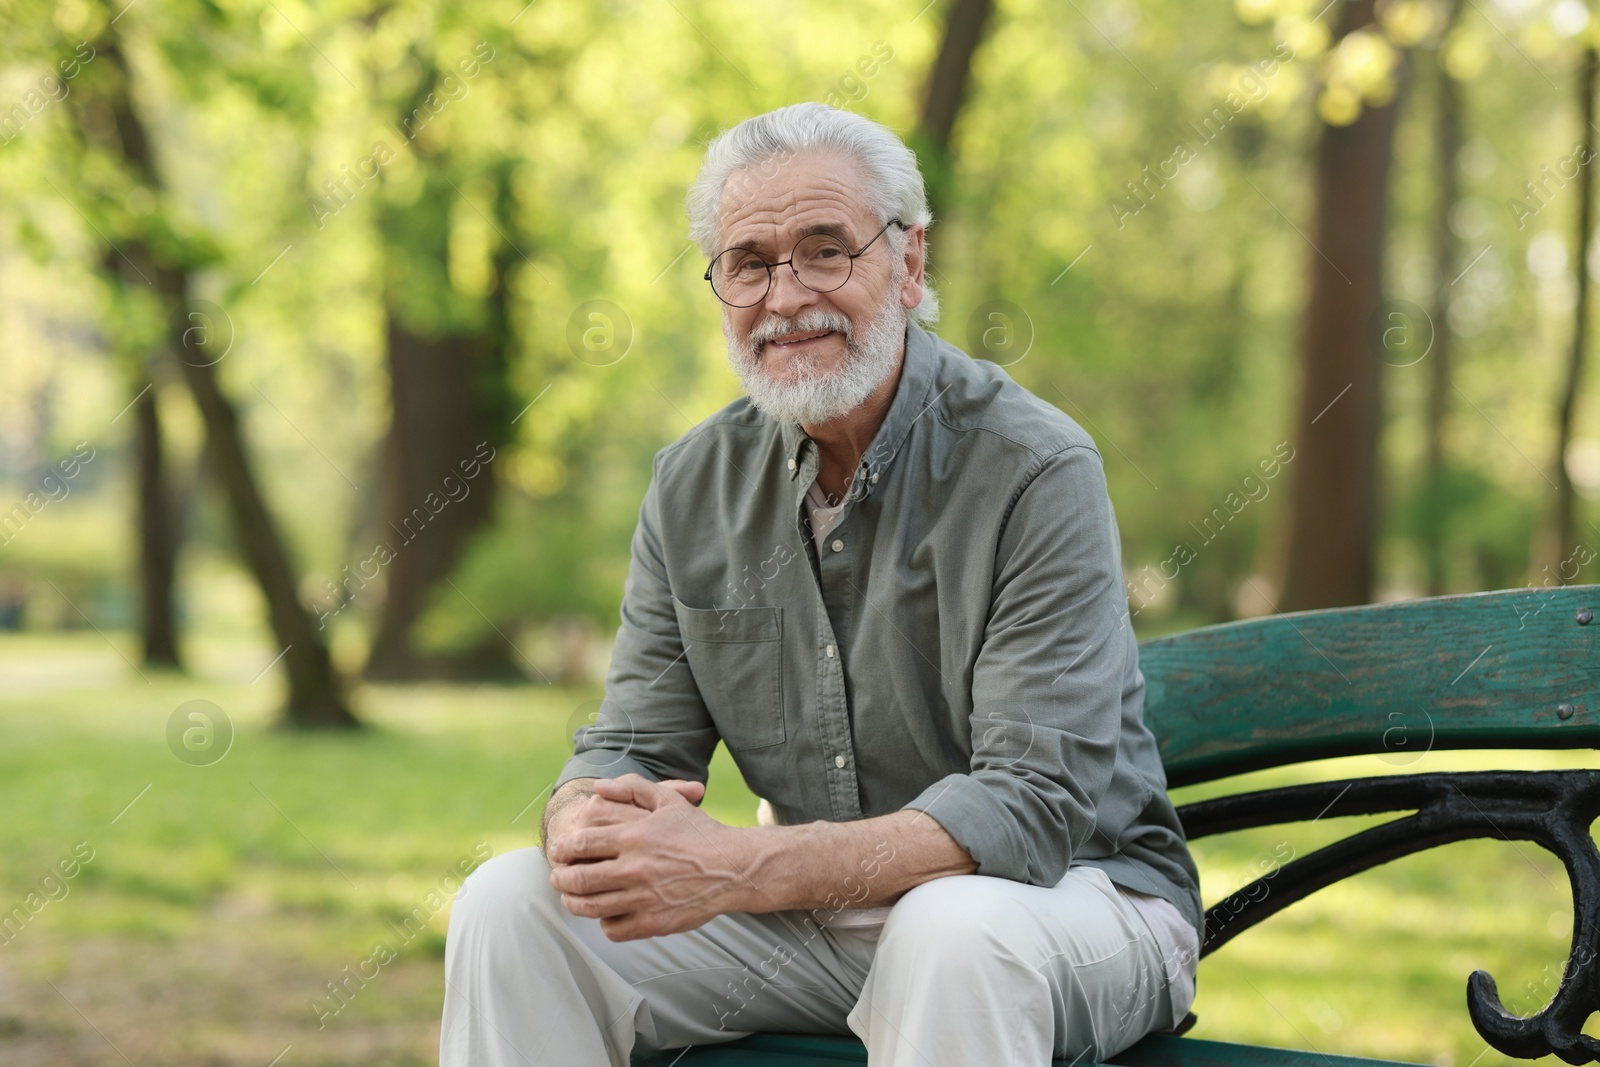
[
  {"left": 796, "top": 221, "right": 853, "bottom": 242},
  {"left": 727, "top": 221, "right": 856, "bottom": 252}
]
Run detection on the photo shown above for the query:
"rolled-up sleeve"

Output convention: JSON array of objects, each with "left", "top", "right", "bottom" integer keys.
[
  {"left": 553, "top": 451, "right": 720, "bottom": 792},
  {"left": 901, "top": 444, "right": 1130, "bottom": 886}
]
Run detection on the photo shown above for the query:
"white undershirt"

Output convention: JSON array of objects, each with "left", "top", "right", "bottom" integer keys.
[{"left": 768, "top": 477, "right": 1198, "bottom": 1018}]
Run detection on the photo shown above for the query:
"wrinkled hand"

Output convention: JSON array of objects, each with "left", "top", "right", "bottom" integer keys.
[
  {"left": 546, "top": 774, "right": 753, "bottom": 941},
  {"left": 552, "top": 778, "right": 705, "bottom": 840}
]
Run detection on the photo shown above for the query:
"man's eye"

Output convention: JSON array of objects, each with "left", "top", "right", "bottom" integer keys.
[{"left": 734, "top": 257, "right": 767, "bottom": 275}]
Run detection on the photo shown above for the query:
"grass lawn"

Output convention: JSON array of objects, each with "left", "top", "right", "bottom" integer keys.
[{"left": 0, "top": 631, "right": 1588, "bottom": 1065}]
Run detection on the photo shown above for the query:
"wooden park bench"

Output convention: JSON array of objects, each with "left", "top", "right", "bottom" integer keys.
[{"left": 635, "top": 584, "right": 1600, "bottom": 1066}]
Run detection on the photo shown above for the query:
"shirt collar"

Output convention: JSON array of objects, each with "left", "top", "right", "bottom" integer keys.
[{"left": 777, "top": 319, "right": 938, "bottom": 496}]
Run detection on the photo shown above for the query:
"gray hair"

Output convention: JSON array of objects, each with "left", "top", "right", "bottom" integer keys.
[{"left": 686, "top": 102, "right": 939, "bottom": 326}]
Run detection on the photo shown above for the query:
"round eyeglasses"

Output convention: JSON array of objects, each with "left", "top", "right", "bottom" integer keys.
[{"left": 704, "top": 218, "right": 903, "bottom": 308}]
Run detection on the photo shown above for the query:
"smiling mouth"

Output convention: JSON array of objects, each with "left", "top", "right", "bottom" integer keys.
[{"left": 767, "top": 329, "right": 838, "bottom": 349}]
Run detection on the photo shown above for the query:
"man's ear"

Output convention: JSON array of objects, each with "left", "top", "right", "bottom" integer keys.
[{"left": 899, "top": 224, "right": 926, "bottom": 311}]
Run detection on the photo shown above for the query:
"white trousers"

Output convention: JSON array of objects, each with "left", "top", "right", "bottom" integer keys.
[{"left": 440, "top": 846, "right": 1177, "bottom": 1067}]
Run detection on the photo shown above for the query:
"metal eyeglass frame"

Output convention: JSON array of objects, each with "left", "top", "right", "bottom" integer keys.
[{"left": 703, "top": 218, "right": 904, "bottom": 307}]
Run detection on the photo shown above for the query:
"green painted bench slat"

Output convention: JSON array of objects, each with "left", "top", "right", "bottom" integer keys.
[
  {"left": 1139, "top": 585, "right": 1600, "bottom": 787},
  {"left": 1107, "top": 1034, "right": 1420, "bottom": 1067},
  {"left": 635, "top": 1031, "right": 1421, "bottom": 1066},
  {"left": 631, "top": 1034, "right": 866, "bottom": 1065}
]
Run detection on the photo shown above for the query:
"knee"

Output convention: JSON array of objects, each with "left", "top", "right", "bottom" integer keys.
[
  {"left": 449, "top": 846, "right": 562, "bottom": 932},
  {"left": 885, "top": 875, "right": 1018, "bottom": 939},
  {"left": 877, "top": 876, "right": 1029, "bottom": 973}
]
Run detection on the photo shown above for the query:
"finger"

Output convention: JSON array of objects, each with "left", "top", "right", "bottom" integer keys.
[
  {"left": 546, "top": 825, "right": 622, "bottom": 865},
  {"left": 600, "top": 913, "right": 647, "bottom": 941},
  {"left": 567, "top": 797, "right": 653, "bottom": 830},
  {"left": 661, "top": 779, "right": 707, "bottom": 804},
  {"left": 594, "top": 774, "right": 681, "bottom": 812},
  {"left": 559, "top": 888, "right": 642, "bottom": 920},
  {"left": 601, "top": 910, "right": 709, "bottom": 942},
  {"left": 548, "top": 858, "right": 636, "bottom": 896}
]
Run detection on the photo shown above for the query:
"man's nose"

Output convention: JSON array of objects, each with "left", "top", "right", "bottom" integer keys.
[{"left": 762, "top": 264, "right": 819, "bottom": 319}]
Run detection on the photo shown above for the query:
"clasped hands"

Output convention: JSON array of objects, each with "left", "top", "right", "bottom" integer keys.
[{"left": 545, "top": 774, "right": 758, "bottom": 942}]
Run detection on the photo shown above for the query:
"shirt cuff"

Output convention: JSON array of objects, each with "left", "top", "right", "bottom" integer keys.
[
  {"left": 553, "top": 751, "right": 662, "bottom": 795},
  {"left": 899, "top": 772, "right": 1040, "bottom": 885}
]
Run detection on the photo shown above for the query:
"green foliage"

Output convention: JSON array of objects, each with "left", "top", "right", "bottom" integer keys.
[{"left": 0, "top": 0, "right": 1593, "bottom": 654}]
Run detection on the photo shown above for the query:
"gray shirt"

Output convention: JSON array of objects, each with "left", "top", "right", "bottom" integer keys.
[{"left": 555, "top": 319, "right": 1203, "bottom": 941}]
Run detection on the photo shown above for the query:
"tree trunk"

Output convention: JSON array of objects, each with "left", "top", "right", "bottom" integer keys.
[
  {"left": 362, "top": 323, "right": 502, "bottom": 678},
  {"left": 1281, "top": 0, "right": 1406, "bottom": 610},
  {"left": 170, "top": 325, "right": 356, "bottom": 726},
  {"left": 1422, "top": 0, "right": 1463, "bottom": 596},
  {"left": 85, "top": 35, "right": 356, "bottom": 726},
  {"left": 914, "top": 0, "right": 995, "bottom": 224},
  {"left": 1552, "top": 46, "right": 1597, "bottom": 568},
  {"left": 104, "top": 228, "right": 186, "bottom": 670},
  {"left": 363, "top": 161, "right": 517, "bottom": 680},
  {"left": 133, "top": 369, "right": 183, "bottom": 667}
]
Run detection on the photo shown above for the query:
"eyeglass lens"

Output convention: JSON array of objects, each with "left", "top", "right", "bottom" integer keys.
[{"left": 709, "top": 234, "right": 853, "bottom": 306}]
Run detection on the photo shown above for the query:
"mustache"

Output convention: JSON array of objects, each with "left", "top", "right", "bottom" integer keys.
[{"left": 748, "top": 311, "right": 853, "bottom": 351}]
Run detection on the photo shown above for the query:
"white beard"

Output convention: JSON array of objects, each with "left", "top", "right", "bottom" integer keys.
[{"left": 725, "top": 280, "right": 907, "bottom": 426}]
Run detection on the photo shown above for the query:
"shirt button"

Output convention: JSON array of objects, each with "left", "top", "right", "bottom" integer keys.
[
  {"left": 870, "top": 472, "right": 879, "bottom": 483},
  {"left": 787, "top": 458, "right": 797, "bottom": 470},
  {"left": 825, "top": 643, "right": 835, "bottom": 658},
  {"left": 834, "top": 754, "right": 846, "bottom": 769},
  {"left": 830, "top": 539, "right": 844, "bottom": 552}
]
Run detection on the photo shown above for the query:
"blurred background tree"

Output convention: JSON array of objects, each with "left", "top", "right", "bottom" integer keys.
[{"left": 1, "top": 0, "right": 1597, "bottom": 693}]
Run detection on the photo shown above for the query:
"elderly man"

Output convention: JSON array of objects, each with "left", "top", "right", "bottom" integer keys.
[{"left": 441, "top": 102, "right": 1202, "bottom": 1067}]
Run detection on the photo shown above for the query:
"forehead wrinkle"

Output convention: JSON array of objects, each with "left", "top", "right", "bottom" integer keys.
[
  {"left": 718, "top": 159, "right": 875, "bottom": 253},
  {"left": 725, "top": 212, "right": 865, "bottom": 254}
]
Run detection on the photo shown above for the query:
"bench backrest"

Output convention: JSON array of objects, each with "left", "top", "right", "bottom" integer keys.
[{"left": 1136, "top": 584, "right": 1600, "bottom": 788}]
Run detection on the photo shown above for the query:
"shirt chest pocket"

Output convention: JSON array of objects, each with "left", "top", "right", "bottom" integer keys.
[{"left": 671, "top": 597, "right": 786, "bottom": 749}]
